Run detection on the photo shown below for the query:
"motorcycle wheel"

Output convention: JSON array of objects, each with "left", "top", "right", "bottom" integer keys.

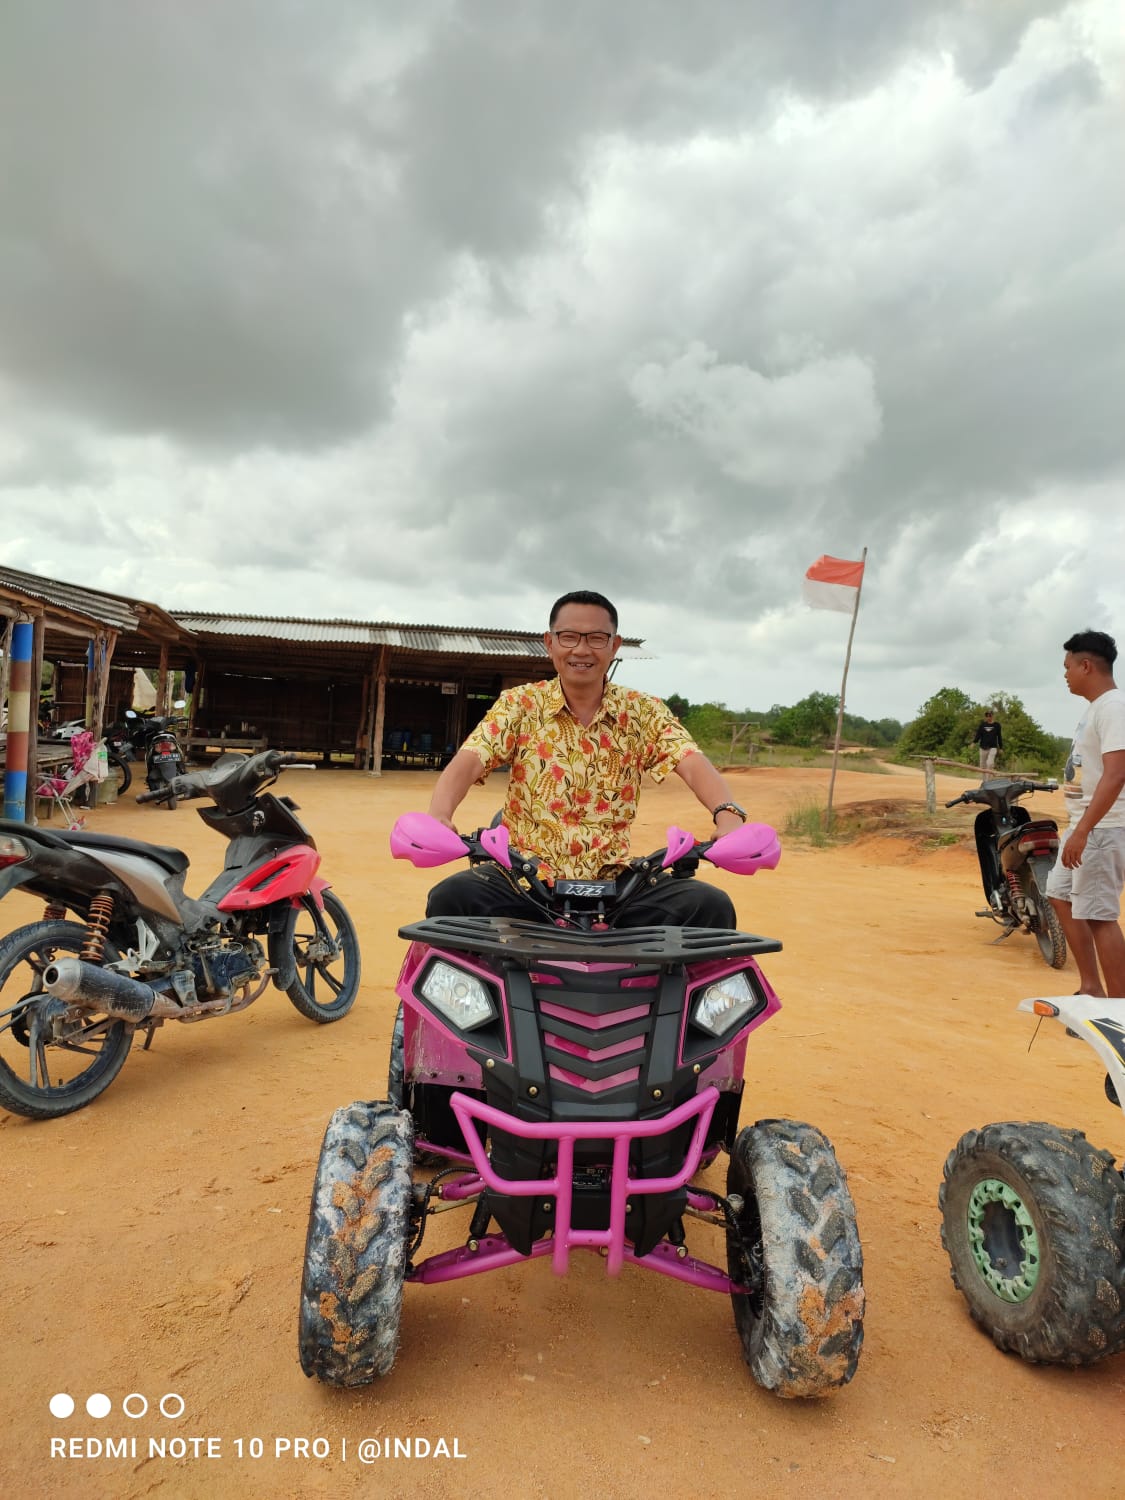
[
  {"left": 284, "top": 890, "right": 361, "bottom": 1022},
  {"left": 1025, "top": 861, "right": 1066, "bottom": 969},
  {"left": 107, "top": 749, "right": 132, "bottom": 797},
  {"left": 298, "top": 1101, "right": 415, "bottom": 1385},
  {"left": 0, "top": 921, "right": 133, "bottom": 1120},
  {"left": 939, "top": 1121, "right": 1125, "bottom": 1364},
  {"left": 726, "top": 1119, "right": 864, "bottom": 1397}
]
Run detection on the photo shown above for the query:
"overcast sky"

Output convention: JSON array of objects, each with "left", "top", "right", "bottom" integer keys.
[{"left": 2, "top": 1, "right": 1121, "bottom": 736}]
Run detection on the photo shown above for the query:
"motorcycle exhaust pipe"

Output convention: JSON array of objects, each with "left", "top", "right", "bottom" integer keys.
[{"left": 41, "top": 958, "right": 185, "bottom": 1022}]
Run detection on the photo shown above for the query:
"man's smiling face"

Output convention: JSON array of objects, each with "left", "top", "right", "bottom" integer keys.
[{"left": 544, "top": 603, "right": 621, "bottom": 694}]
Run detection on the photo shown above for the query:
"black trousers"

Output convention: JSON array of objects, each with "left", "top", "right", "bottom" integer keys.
[{"left": 426, "top": 865, "right": 736, "bottom": 928}]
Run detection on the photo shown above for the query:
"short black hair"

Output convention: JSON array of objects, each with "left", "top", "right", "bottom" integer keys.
[
  {"left": 984, "top": 710, "right": 993, "bottom": 717},
  {"left": 1064, "top": 629, "right": 1117, "bottom": 669},
  {"left": 549, "top": 591, "right": 618, "bottom": 631}
]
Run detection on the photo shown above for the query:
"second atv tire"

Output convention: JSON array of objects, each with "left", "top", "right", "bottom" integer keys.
[{"left": 939, "top": 1120, "right": 1125, "bottom": 1365}]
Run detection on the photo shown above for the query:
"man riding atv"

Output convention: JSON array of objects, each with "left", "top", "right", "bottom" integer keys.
[{"left": 425, "top": 590, "right": 748, "bottom": 928}]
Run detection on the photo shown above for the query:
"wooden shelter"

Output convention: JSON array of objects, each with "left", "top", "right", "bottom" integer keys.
[
  {"left": 170, "top": 614, "right": 647, "bottom": 773},
  {"left": 2, "top": 569, "right": 650, "bottom": 783}
]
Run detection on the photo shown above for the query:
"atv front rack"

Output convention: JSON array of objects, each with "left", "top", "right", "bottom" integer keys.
[
  {"left": 408, "top": 1086, "right": 741, "bottom": 1294},
  {"left": 399, "top": 915, "right": 782, "bottom": 964}
]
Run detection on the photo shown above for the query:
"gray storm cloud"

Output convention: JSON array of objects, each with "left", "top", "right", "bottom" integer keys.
[
  {"left": 628, "top": 344, "right": 882, "bottom": 487},
  {"left": 0, "top": 0, "right": 1120, "bottom": 730}
]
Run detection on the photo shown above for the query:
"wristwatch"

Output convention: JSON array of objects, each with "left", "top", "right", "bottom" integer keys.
[{"left": 711, "top": 802, "right": 747, "bottom": 823}]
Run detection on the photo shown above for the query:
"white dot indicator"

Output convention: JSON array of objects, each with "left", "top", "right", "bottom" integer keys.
[
  {"left": 123, "top": 1393, "right": 148, "bottom": 1418},
  {"left": 49, "top": 1394, "right": 75, "bottom": 1419},
  {"left": 159, "top": 1393, "right": 185, "bottom": 1419},
  {"left": 86, "top": 1394, "right": 111, "bottom": 1419}
]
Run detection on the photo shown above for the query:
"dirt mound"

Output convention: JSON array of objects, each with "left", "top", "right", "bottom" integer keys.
[{"left": 830, "top": 797, "right": 969, "bottom": 847}]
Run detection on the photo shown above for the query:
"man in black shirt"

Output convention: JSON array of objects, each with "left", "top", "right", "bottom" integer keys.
[{"left": 972, "top": 710, "right": 1002, "bottom": 775}]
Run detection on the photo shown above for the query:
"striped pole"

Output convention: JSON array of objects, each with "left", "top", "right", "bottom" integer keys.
[{"left": 3, "top": 621, "right": 34, "bottom": 821}]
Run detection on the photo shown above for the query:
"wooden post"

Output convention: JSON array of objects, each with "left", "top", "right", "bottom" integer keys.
[
  {"left": 186, "top": 659, "right": 205, "bottom": 752},
  {"left": 90, "top": 630, "right": 117, "bottom": 742},
  {"left": 356, "top": 670, "right": 372, "bottom": 769},
  {"left": 923, "top": 758, "right": 936, "bottom": 814},
  {"left": 156, "top": 644, "right": 170, "bottom": 716},
  {"left": 370, "top": 647, "right": 387, "bottom": 777}
]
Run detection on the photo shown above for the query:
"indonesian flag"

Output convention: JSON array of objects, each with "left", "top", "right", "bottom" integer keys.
[{"left": 802, "top": 555, "right": 865, "bottom": 614}]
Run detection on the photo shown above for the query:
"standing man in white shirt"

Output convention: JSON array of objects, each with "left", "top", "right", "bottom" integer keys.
[{"left": 1045, "top": 630, "right": 1125, "bottom": 997}]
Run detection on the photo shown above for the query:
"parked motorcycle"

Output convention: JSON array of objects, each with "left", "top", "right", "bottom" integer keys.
[
  {"left": 939, "top": 991, "right": 1125, "bottom": 1365},
  {"left": 945, "top": 778, "right": 1066, "bottom": 969},
  {"left": 0, "top": 750, "right": 360, "bottom": 1119},
  {"left": 139, "top": 707, "right": 189, "bottom": 809},
  {"left": 298, "top": 813, "right": 865, "bottom": 1397}
]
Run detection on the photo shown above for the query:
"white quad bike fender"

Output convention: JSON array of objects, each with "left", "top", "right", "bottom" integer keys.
[{"left": 1019, "top": 995, "right": 1125, "bottom": 1122}]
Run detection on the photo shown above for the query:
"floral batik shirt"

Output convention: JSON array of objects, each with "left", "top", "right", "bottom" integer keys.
[{"left": 461, "top": 677, "right": 701, "bottom": 879}]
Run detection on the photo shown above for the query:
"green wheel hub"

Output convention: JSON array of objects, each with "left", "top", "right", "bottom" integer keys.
[{"left": 966, "top": 1177, "right": 1040, "bottom": 1302}]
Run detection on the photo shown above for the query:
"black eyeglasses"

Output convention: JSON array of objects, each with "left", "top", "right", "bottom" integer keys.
[{"left": 552, "top": 630, "right": 614, "bottom": 649}]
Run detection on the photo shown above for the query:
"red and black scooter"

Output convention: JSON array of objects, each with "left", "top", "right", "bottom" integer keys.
[{"left": 0, "top": 750, "right": 361, "bottom": 1119}]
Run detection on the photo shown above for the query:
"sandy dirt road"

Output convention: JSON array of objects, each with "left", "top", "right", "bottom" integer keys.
[{"left": 1, "top": 762, "right": 1123, "bottom": 1500}]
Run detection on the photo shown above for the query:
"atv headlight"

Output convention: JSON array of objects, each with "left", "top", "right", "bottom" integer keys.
[
  {"left": 691, "top": 970, "right": 759, "bottom": 1037},
  {"left": 419, "top": 960, "right": 497, "bottom": 1031}
]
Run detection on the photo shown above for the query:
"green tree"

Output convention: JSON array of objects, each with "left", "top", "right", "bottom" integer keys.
[
  {"left": 663, "top": 693, "right": 691, "bottom": 720},
  {"left": 681, "top": 701, "right": 733, "bottom": 743},
  {"left": 897, "top": 688, "right": 1064, "bottom": 777},
  {"left": 772, "top": 691, "right": 839, "bottom": 746},
  {"left": 897, "top": 687, "right": 975, "bottom": 758}
]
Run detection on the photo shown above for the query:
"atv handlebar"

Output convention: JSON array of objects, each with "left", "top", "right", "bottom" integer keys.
[{"left": 389, "top": 812, "right": 781, "bottom": 881}]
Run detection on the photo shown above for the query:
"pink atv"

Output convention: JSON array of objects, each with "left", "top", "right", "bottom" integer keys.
[{"left": 298, "top": 815, "right": 864, "bottom": 1397}]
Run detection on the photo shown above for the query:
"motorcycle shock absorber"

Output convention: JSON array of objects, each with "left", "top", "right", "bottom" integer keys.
[
  {"left": 1005, "top": 870, "right": 1025, "bottom": 920},
  {"left": 81, "top": 892, "right": 115, "bottom": 962},
  {"left": 42, "top": 902, "right": 67, "bottom": 922}
]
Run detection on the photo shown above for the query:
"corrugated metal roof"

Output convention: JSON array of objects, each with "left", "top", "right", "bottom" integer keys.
[
  {"left": 0, "top": 565, "right": 140, "bottom": 631},
  {"left": 171, "top": 613, "right": 645, "bottom": 655},
  {"left": 172, "top": 615, "right": 376, "bottom": 645}
]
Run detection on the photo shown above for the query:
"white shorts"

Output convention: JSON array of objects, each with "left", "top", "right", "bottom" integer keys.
[{"left": 1045, "top": 826, "right": 1125, "bottom": 921}]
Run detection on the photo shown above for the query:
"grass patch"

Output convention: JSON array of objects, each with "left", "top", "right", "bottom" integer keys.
[{"left": 783, "top": 796, "right": 832, "bottom": 846}]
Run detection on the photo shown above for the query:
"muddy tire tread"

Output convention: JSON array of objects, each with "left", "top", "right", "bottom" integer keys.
[
  {"left": 727, "top": 1118, "right": 865, "bottom": 1398},
  {"left": 298, "top": 1101, "right": 414, "bottom": 1386},
  {"left": 939, "top": 1120, "right": 1125, "bottom": 1364}
]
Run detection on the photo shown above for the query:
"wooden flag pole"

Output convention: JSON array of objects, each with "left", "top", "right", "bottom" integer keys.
[{"left": 825, "top": 545, "right": 867, "bottom": 831}]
